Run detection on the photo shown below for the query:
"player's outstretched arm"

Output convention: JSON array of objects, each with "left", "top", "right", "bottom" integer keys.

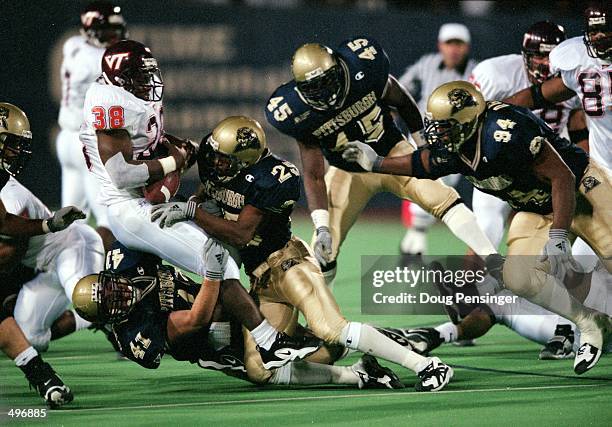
[
  {"left": 298, "top": 140, "right": 333, "bottom": 266},
  {"left": 0, "top": 200, "right": 85, "bottom": 237},
  {"left": 166, "top": 240, "right": 228, "bottom": 341},
  {"left": 342, "top": 142, "right": 437, "bottom": 177},
  {"left": 382, "top": 75, "right": 426, "bottom": 146},
  {"left": 97, "top": 129, "right": 187, "bottom": 189},
  {"left": 504, "top": 77, "right": 576, "bottom": 109}
]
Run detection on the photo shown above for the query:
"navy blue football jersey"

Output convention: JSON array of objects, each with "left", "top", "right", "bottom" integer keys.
[
  {"left": 198, "top": 151, "right": 299, "bottom": 273},
  {"left": 417, "top": 101, "right": 589, "bottom": 215},
  {"left": 106, "top": 242, "right": 207, "bottom": 368},
  {"left": 266, "top": 36, "right": 405, "bottom": 172}
]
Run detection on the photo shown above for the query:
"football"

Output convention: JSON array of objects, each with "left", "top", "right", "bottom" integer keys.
[{"left": 143, "top": 171, "right": 180, "bottom": 204}]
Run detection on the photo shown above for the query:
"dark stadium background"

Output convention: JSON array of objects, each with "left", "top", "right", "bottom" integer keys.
[{"left": 1, "top": 1, "right": 586, "bottom": 208}]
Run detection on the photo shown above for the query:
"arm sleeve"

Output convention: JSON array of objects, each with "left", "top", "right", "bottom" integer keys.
[{"left": 410, "top": 147, "right": 463, "bottom": 179}]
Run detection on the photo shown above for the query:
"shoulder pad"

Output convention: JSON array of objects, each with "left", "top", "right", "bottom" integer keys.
[
  {"left": 264, "top": 83, "right": 309, "bottom": 136},
  {"left": 550, "top": 37, "right": 586, "bottom": 73}
]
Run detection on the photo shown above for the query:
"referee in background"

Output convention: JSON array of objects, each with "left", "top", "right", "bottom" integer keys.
[{"left": 398, "top": 23, "right": 477, "bottom": 257}]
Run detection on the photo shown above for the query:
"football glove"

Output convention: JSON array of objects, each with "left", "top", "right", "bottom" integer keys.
[
  {"left": 484, "top": 253, "right": 505, "bottom": 285},
  {"left": 203, "top": 238, "right": 229, "bottom": 280},
  {"left": 313, "top": 226, "right": 333, "bottom": 267},
  {"left": 341, "top": 141, "right": 383, "bottom": 172},
  {"left": 43, "top": 206, "right": 86, "bottom": 233},
  {"left": 150, "top": 200, "right": 197, "bottom": 229},
  {"left": 539, "top": 229, "right": 581, "bottom": 277}
]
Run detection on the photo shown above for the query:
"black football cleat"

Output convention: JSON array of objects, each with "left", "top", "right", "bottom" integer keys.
[
  {"left": 25, "top": 361, "right": 73, "bottom": 409},
  {"left": 352, "top": 355, "right": 405, "bottom": 389},
  {"left": 404, "top": 328, "right": 443, "bottom": 355},
  {"left": 258, "top": 332, "right": 322, "bottom": 370},
  {"left": 415, "top": 357, "right": 453, "bottom": 392},
  {"left": 198, "top": 346, "right": 246, "bottom": 373},
  {"left": 375, "top": 326, "right": 414, "bottom": 349},
  {"left": 539, "top": 324, "right": 575, "bottom": 360}
]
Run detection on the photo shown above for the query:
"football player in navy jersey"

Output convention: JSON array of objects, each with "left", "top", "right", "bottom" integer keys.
[
  {"left": 73, "top": 241, "right": 406, "bottom": 389},
  {"left": 342, "top": 81, "right": 612, "bottom": 374},
  {"left": 151, "top": 116, "right": 454, "bottom": 391},
  {"left": 264, "top": 37, "right": 499, "bottom": 287},
  {"left": 0, "top": 103, "right": 87, "bottom": 408}
]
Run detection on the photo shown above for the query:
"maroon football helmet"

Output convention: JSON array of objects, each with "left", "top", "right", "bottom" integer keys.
[
  {"left": 80, "top": 1, "right": 127, "bottom": 48},
  {"left": 583, "top": 5, "right": 611, "bottom": 60},
  {"left": 101, "top": 40, "right": 164, "bottom": 102},
  {"left": 522, "top": 21, "right": 566, "bottom": 84}
]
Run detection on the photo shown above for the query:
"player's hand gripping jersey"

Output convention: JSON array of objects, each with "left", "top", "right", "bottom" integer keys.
[
  {"left": 550, "top": 37, "right": 612, "bottom": 169},
  {"left": 266, "top": 37, "right": 404, "bottom": 172},
  {"left": 79, "top": 82, "right": 164, "bottom": 204}
]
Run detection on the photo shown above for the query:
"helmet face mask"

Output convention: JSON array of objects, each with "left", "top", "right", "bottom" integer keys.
[
  {"left": 296, "top": 64, "right": 346, "bottom": 110},
  {"left": 584, "top": 6, "right": 612, "bottom": 60},
  {"left": 198, "top": 116, "right": 267, "bottom": 184},
  {"left": 81, "top": 1, "right": 127, "bottom": 48},
  {"left": 425, "top": 82, "right": 486, "bottom": 153},
  {"left": 0, "top": 103, "right": 32, "bottom": 176},
  {"left": 521, "top": 21, "right": 566, "bottom": 84},
  {"left": 102, "top": 41, "right": 164, "bottom": 102},
  {"left": 97, "top": 271, "right": 141, "bottom": 323}
]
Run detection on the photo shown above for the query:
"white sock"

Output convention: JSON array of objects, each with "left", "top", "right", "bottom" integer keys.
[
  {"left": 209, "top": 322, "right": 231, "bottom": 350},
  {"left": 249, "top": 319, "right": 278, "bottom": 351},
  {"left": 435, "top": 322, "right": 458, "bottom": 343},
  {"left": 442, "top": 204, "right": 497, "bottom": 257},
  {"left": 340, "top": 322, "right": 426, "bottom": 373},
  {"left": 72, "top": 309, "right": 92, "bottom": 331},
  {"left": 14, "top": 346, "right": 38, "bottom": 367}
]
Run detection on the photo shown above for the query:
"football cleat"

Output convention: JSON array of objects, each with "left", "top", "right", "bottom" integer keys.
[
  {"left": 352, "top": 355, "right": 405, "bottom": 389},
  {"left": 539, "top": 324, "right": 575, "bottom": 360},
  {"left": 26, "top": 361, "right": 73, "bottom": 409},
  {"left": 257, "top": 332, "right": 322, "bottom": 370},
  {"left": 404, "top": 328, "right": 443, "bottom": 355},
  {"left": 400, "top": 228, "right": 427, "bottom": 256},
  {"left": 574, "top": 313, "right": 612, "bottom": 375},
  {"left": 415, "top": 357, "right": 453, "bottom": 392},
  {"left": 198, "top": 346, "right": 246, "bottom": 373},
  {"left": 375, "top": 326, "right": 414, "bottom": 349}
]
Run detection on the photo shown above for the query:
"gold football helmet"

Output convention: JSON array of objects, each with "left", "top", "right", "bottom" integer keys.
[
  {"left": 72, "top": 272, "right": 140, "bottom": 323},
  {"left": 200, "top": 116, "right": 267, "bottom": 182},
  {"left": 292, "top": 43, "right": 347, "bottom": 110},
  {"left": 0, "top": 103, "right": 33, "bottom": 176},
  {"left": 424, "top": 81, "right": 486, "bottom": 152}
]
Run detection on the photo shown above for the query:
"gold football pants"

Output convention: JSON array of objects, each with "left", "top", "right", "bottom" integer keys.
[
  {"left": 312, "top": 140, "right": 460, "bottom": 260},
  {"left": 243, "top": 236, "right": 349, "bottom": 383}
]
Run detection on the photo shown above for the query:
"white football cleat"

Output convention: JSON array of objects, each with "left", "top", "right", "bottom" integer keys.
[
  {"left": 574, "top": 313, "right": 612, "bottom": 375},
  {"left": 415, "top": 357, "right": 453, "bottom": 392},
  {"left": 400, "top": 228, "right": 427, "bottom": 256}
]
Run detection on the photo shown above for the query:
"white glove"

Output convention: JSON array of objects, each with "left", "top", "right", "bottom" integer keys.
[
  {"left": 43, "top": 206, "right": 86, "bottom": 233},
  {"left": 539, "top": 229, "right": 581, "bottom": 278},
  {"left": 313, "top": 226, "right": 333, "bottom": 267},
  {"left": 203, "top": 238, "right": 229, "bottom": 280},
  {"left": 150, "top": 200, "right": 197, "bottom": 228},
  {"left": 341, "top": 141, "right": 383, "bottom": 172}
]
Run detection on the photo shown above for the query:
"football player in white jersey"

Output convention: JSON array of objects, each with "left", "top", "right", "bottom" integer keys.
[
  {"left": 79, "top": 41, "right": 316, "bottom": 363},
  {"left": 56, "top": 1, "right": 126, "bottom": 252},
  {"left": 507, "top": 5, "right": 611, "bottom": 171},
  {"left": 395, "top": 262, "right": 612, "bottom": 360},
  {"left": 0, "top": 103, "right": 88, "bottom": 408},
  {"left": 468, "top": 21, "right": 588, "bottom": 252},
  {"left": 2, "top": 178, "right": 105, "bottom": 352}
]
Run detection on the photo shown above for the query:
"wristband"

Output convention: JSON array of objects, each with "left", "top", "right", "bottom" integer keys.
[
  {"left": 569, "top": 128, "right": 589, "bottom": 145},
  {"left": 372, "top": 156, "right": 384, "bottom": 172},
  {"left": 311, "top": 209, "right": 329, "bottom": 229},
  {"left": 158, "top": 156, "right": 177, "bottom": 175},
  {"left": 530, "top": 83, "right": 555, "bottom": 109},
  {"left": 42, "top": 219, "right": 51, "bottom": 234},
  {"left": 549, "top": 229, "right": 568, "bottom": 240},
  {"left": 185, "top": 199, "right": 197, "bottom": 219}
]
